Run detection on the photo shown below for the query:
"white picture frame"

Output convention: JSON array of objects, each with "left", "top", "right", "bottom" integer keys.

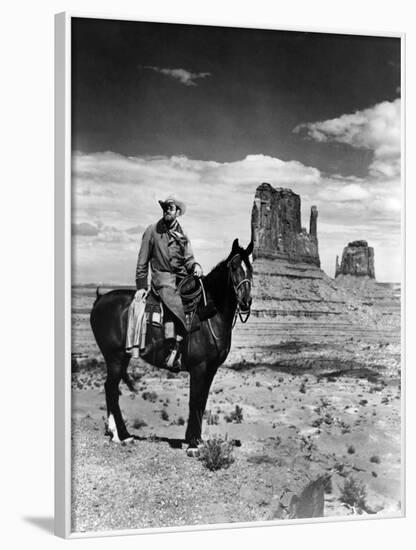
[{"left": 55, "top": 11, "right": 405, "bottom": 539}]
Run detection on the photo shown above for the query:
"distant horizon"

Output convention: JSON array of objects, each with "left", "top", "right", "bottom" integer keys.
[{"left": 72, "top": 272, "right": 402, "bottom": 287}]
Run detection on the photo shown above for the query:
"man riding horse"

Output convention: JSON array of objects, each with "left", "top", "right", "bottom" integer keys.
[{"left": 135, "top": 196, "right": 203, "bottom": 371}]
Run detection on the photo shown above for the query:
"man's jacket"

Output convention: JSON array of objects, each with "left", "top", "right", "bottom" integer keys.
[{"left": 135, "top": 219, "right": 197, "bottom": 330}]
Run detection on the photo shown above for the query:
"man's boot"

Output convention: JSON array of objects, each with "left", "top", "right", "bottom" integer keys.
[
  {"left": 163, "top": 321, "right": 183, "bottom": 372},
  {"left": 165, "top": 335, "right": 183, "bottom": 372}
]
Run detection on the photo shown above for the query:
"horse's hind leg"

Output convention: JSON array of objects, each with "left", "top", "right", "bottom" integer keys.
[{"left": 104, "top": 352, "right": 132, "bottom": 443}]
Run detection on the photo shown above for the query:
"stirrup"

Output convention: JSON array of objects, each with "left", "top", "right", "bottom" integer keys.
[{"left": 165, "top": 348, "right": 181, "bottom": 373}]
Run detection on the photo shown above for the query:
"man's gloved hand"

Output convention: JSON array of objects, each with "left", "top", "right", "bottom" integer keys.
[
  {"left": 134, "top": 289, "right": 147, "bottom": 302},
  {"left": 193, "top": 264, "right": 203, "bottom": 278}
]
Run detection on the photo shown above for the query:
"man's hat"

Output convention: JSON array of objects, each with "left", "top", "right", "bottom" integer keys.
[{"left": 158, "top": 195, "right": 186, "bottom": 216}]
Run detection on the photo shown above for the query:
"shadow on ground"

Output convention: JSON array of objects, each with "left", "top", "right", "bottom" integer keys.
[
  {"left": 130, "top": 435, "right": 241, "bottom": 449},
  {"left": 23, "top": 516, "right": 54, "bottom": 534}
]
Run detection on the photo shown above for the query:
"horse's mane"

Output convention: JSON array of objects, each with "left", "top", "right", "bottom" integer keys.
[{"left": 203, "top": 257, "right": 234, "bottom": 306}]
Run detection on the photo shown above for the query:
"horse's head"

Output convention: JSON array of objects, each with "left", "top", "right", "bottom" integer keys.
[{"left": 227, "top": 238, "right": 254, "bottom": 314}]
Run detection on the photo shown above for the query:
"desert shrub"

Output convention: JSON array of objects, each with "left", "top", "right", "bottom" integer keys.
[
  {"left": 160, "top": 409, "right": 169, "bottom": 421},
  {"left": 340, "top": 476, "right": 367, "bottom": 510},
  {"left": 224, "top": 405, "right": 243, "bottom": 424},
  {"left": 132, "top": 418, "right": 147, "bottom": 430},
  {"left": 176, "top": 416, "right": 185, "bottom": 426},
  {"left": 347, "top": 445, "right": 356, "bottom": 454},
  {"left": 198, "top": 436, "right": 235, "bottom": 471},
  {"left": 204, "top": 410, "right": 219, "bottom": 425},
  {"left": 85, "top": 357, "right": 99, "bottom": 369},
  {"left": 370, "top": 455, "right": 381, "bottom": 464},
  {"left": 320, "top": 397, "right": 330, "bottom": 408},
  {"left": 299, "top": 382, "right": 306, "bottom": 394},
  {"left": 142, "top": 391, "right": 158, "bottom": 402}
]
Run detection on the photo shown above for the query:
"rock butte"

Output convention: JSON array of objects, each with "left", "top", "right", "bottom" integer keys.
[
  {"left": 335, "top": 240, "right": 375, "bottom": 279},
  {"left": 249, "top": 183, "right": 342, "bottom": 320},
  {"left": 251, "top": 183, "right": 320, "bottom": 266},
  {"left": 228, "top": 183, "right": 401, "bottom": 343}
]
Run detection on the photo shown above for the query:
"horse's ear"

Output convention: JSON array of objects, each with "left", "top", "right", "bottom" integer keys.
[
  {"left": 245, "top": 241, "right": 253, "bottom": 256},
  {"left": 231, "top": 238, "right": 239, "bottom": 252}
]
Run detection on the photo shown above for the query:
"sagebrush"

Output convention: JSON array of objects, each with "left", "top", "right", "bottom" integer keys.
[
  {"left": 198, "top": 436, "right": 235, "bottom": 471},
  {"left": 224, "top": 405, "right": 243, "bottom": 423}
]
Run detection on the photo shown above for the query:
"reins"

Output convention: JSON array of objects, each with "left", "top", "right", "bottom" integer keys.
[{"left": 200, "top": 280, "right": 223, "bottom": 342}]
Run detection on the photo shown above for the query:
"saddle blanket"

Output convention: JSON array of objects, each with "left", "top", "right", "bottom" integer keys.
[
  {"left": 125, "top": 293, "right": 146, "bottom": 357},
  {"left": 125, "top": 292, "right": 163, "bottom": 357}
]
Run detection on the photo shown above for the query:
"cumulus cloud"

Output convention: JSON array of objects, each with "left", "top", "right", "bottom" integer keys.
[
  {"left": 72, "top": 221, "right": 139, "bottom": 245},
  {"left": 293, "top": 99, "right": 401, "bottom": 180},
  {"left": 72, "top": 143, "right": 401, "bottom": 283},
  {"left": 290, "top": 99, "right": 402, "bottom": 280},
  {"left": 72, "top": 222, "right": 100, "bottom": 236},
  {"left": 142, "top": 65, "right": 211, "bottom": 86},
  {"left": 126, "top": 224, "right": 146, "bottom": 235}
]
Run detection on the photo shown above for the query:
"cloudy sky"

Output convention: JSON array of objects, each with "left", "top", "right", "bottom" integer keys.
[{"left": 71, "top": 18, "right": 401, "bottom": 284}]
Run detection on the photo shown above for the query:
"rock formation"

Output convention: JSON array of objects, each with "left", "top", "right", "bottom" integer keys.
[
  {"left": 248, "top": 183, "right": 345, "bottom": 323},
  {"left": 227, "top": 184, "right": 399, "bottom": 366},
  {"left": 251, "top": 183, "right": 320, "bottom": 266},
  {"left": 335, "top": 240, "right": 375, "bottom": 279}
]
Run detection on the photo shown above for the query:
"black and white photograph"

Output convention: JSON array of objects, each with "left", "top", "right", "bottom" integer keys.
[{"left": 68, "top": 15, "right": 402, "bottom": 535}]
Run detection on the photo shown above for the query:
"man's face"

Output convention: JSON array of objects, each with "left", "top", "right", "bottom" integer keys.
[{"left": 163, "top": 203, "right": 179, "bottom": 225}]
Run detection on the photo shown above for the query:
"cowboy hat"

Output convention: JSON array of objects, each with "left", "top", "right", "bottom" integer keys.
[{"left": 158, "top": 195, "right": 186, "bottom": 216}]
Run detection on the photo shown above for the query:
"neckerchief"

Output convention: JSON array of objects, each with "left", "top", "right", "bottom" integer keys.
[{"left": 166, "top": 220, "right": 188, "bottom": 249}]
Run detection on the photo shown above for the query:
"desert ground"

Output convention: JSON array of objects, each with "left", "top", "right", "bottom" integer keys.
[{"left": 71, "top": 285, "right": 402, "bottom": 533}]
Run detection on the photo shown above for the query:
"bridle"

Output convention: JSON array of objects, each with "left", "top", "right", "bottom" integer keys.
[
  {"left": 227, "top": 254, "right": 252, "bottom": 325},
  {"left": 198, "top": 253, "right": 252, "bottom": 344}
]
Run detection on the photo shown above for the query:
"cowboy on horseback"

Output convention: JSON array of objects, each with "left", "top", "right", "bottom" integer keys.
[{"left": 135, "top": 195, "right": 203, "bottom": 371}]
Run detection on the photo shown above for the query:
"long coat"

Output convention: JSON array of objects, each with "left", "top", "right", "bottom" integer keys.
[{"left": 135, "top": 219, "right": 198, "bottom": 331}]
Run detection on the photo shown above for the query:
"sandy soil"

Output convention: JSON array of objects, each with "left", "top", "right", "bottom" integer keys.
[{"left": 70, "top": 286, "right": 402, "bottom": 533}]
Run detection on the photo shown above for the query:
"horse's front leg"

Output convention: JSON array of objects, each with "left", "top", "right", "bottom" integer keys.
[
  {"left": 185, "top": 363, "right": 216, "bottom": 456},
  {"left": 104, "top": 352, "right": 133, "bottom": 443}
]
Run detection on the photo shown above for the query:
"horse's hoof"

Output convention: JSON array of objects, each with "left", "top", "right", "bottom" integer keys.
[
  {"left": 109, "top": 434, "right": 134, "bottom": 444},
  {"left": 186, "top": 447, "right": 200, "bottom": 458},
  {"left": 121, "top": 436, "right": 134, "bottom": 445}
]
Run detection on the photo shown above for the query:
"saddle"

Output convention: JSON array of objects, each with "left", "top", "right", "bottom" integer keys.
[
  {"left": 135, "top": 277, "right": 217, "bottom": 367},
  {"left": 142, "top": 276, "right": 216, "bottom": 341}
]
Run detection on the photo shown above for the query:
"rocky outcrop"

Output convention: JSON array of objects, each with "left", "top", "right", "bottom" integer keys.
[
  {"left": 335, "top": 240, "right": 375, "bottom": 279},
  {"left": 249, "top": 184, "right": 351, "bottom": 320},
  {"left": 251, "top": 183, "right": 320, "bottom": 267},
  {"left": 246, "top": 185, "right": 394, "bottom": 328}
]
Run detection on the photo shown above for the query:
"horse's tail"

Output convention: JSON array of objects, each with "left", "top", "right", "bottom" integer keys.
[{"left": 93, "top": 286, "right": 102, "bottom": 306}]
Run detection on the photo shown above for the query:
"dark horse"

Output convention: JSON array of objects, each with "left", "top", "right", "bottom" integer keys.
[{"left": 90, "top": 238, "right": 253, "bottom": 454}]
